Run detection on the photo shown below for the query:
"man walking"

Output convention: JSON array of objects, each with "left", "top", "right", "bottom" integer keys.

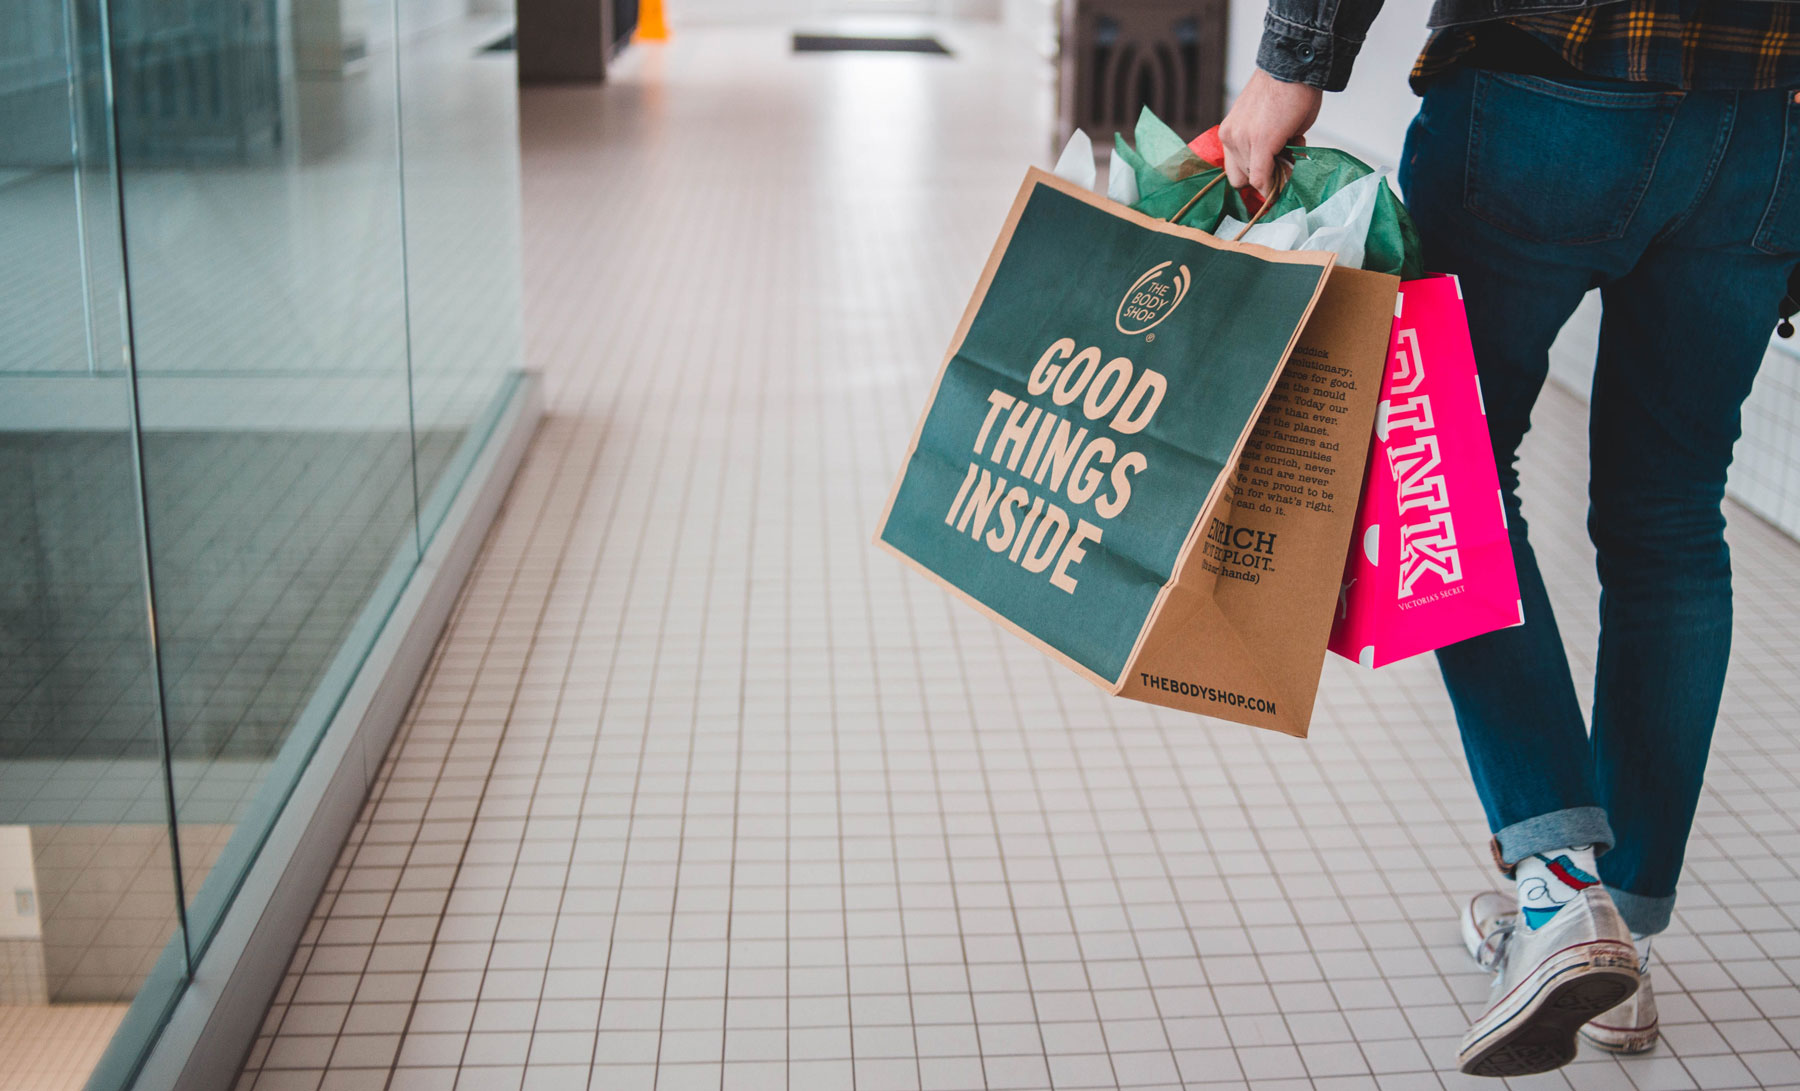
[{"left": 1218, "top": 0, "right": 1800, "bottom": 1077}]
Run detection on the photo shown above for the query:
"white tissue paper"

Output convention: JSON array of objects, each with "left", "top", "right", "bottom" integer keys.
[
  {"left": 1219, "top": 206, "right": 1308, "bottom": 251},
  {"left": 1106, "top": 157, "right": 1139, "bottom": 205},
  {"left": 1052, "top": 129, "right": 1097, "bottom": 193},
  {"left": 1052, "top": 127, "right": 1143, "bottom": 205},
  {"left": 1214, "top": 170, "right": 1388, "bottom": 271}
]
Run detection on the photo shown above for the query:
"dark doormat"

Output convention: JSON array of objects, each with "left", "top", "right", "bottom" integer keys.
[
  {"left": 482, "top": 31, "right": 515, "bottom": 53},
  {"left": 792, "top": 33, "right": 951, "bottom": 55}
]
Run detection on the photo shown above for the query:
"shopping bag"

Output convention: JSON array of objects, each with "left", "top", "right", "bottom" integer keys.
[
  {"left": 875, "top": 168, "right": 1398, "bottom": 736},
  {"left": 1328, "top": 274, "right": 1523, "bottom": 668}
]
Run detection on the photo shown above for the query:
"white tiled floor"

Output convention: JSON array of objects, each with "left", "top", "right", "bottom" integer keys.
[
  {"left": 235, "top": 23, "right": 1800, "bottom": 1091},
  {"left": 0, "top": 1003, "right": 129, "bottom": 1091}
]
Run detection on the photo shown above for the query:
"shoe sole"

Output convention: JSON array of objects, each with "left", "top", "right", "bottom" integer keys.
[{"left": 1458, "top": 943, "right": 1639, "bottom": 1077}]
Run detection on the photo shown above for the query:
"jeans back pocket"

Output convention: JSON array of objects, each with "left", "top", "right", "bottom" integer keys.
[
  {"left": 1464, "top": 71, "right": 1681, "bottom": 246},
  {"left": 1754, "top": 95, "right": 1800, "bottom": 256}
]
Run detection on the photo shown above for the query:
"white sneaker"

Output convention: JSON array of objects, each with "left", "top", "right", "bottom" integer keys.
[
  {"left": 1461, "top": 890, "right": 1660, "bottom": 1054},
  {"left": 1455, "top": 887, "right": 1640, "bottom": 1076}
]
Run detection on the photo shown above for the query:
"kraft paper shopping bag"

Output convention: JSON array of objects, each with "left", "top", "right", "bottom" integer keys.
[
  {"left": 876, "top": 168, "right": 1397, "bottom": 736},
  {"left": 1118, "top": 265, "right": 1398, "bottom": 733}
]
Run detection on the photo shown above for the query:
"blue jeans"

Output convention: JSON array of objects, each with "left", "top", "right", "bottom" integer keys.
[{"left": 1399, "top": 67, "right": 1800, "bottom": 935}]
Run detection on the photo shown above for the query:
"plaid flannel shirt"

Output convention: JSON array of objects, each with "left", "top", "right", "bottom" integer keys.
[{"left": 1412, "top": 0, "right": 1800, "bottom": 91}]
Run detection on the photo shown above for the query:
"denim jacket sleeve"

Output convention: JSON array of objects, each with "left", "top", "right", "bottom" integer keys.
[{"left": 1257, "top": 0, "right": 1388, "bottom": 92}]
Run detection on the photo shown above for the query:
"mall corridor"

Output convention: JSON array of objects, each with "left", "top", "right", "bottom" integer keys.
[{"left": 226, "top": 24, "right": 1800, "bottom": 1091}]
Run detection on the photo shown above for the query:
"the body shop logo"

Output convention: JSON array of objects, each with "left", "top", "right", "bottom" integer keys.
[{"left": 1115, "top": 261, "right": 1191, "bottom": 335}]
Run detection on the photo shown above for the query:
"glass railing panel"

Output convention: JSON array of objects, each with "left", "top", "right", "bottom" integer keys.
[
  {"left": 396, "top": 6, "right": 523, "bottom": 536},
  {"left": 103, "top": 0, "right": 422, "bottom": 954},
  {"left": 0, "top": 0, "right": 189, "bottom": 1084}
]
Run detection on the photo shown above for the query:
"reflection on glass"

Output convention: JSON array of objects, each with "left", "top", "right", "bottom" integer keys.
[
  {"left": 111, "top": 0, "right": 524, "bottom": 959},
  {"left": 106, "top": 0, "right": 421, "bottom": 947},
  {"left": 1, "top": 0, "right": 187, "bottom": 1084},
  {"left": 1, "top": 0, "right": 521, "bottom": 1080}
]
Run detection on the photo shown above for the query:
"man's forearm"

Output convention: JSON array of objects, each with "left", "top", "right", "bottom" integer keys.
[{"left": 1257, "top": 0, "right": 1388, "bottom": 91}]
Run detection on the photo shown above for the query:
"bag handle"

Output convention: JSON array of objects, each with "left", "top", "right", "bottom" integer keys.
[{"left": 1168, "top": 158, "right": 1295, "bottom": 240}]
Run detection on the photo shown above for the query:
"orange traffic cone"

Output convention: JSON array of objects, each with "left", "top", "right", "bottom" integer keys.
[{"left": 636, "top": 0, "right": 668, "bottom": 41}]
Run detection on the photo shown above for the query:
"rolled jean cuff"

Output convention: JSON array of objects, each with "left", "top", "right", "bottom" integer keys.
[
  {"left": 1607, "top": 886, "right": 1675, "bottom": 936},
  {"left": 1494, "top": 807, "right": 1615, "bottom": 867}
]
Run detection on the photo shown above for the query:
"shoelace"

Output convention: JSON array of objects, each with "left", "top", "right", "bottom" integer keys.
[{"left": 1476, "top": 914, "right": 1517, "bottom": 974}]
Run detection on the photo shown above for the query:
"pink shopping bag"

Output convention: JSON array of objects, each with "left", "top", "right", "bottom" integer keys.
[{"left": 1328, "top": 274, "right": 1523, "bottom": 669}]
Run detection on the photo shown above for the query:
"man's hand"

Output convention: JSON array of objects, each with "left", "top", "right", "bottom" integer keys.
[{"left": 1219, "top": 69, "right": 1323, "bottom": 196}]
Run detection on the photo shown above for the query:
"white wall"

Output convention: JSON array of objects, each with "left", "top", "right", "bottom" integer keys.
[
  {"left": 672, "top": 0, "right": 1001, "bottom": 24},
  {"left": 1000, "top": 0, "right": 1056, "bottom": 57},
  {"left": 671, "top": 0, "right": 809, "bottom": 20}
]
